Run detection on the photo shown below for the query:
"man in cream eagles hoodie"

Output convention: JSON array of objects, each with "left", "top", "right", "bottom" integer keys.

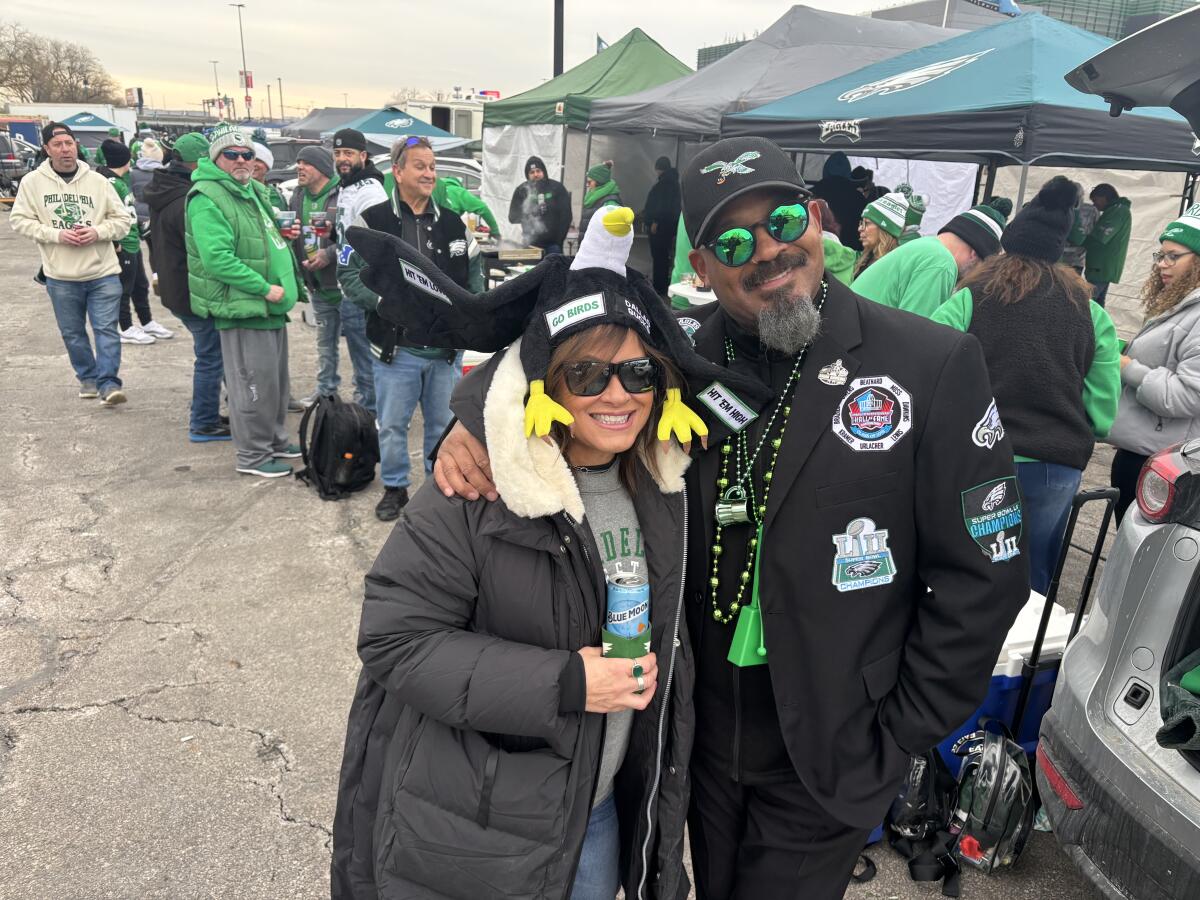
[{"left": 12, "top": 122, "right": 134, "bottom": 406}]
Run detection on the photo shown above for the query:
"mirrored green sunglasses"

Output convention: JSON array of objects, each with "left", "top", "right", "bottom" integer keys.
[{"left": 705, "top": 203, "right": 810, "bottom": 268}]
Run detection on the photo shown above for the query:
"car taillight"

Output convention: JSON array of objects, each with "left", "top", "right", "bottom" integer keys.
[
  {"left": 1137, "top": 448, "right": 1183, "bottom": 523},
  {"left": 1036, "top": 743, "right": 1084, "bottom": 810},
  {"left": 1, "top": 153, "right": 15, "bottom": 161}
]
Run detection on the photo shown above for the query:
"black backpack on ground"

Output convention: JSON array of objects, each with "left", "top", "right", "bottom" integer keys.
[{"left": 295, "top": 394, "right": 379, "bottom": 500}]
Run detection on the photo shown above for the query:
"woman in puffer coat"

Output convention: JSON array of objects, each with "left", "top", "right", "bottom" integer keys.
[
  {"left": 331, "top": 208, "right": 769, "bottom": 900},
  {"left": 1108, "top": 206, "right": 1200, "bottom": 522}
]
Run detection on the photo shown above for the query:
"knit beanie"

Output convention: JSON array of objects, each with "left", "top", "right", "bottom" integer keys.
[
  {"left": 524, "top": 155, "right": 547, "bottom": 179},
  {"left": 100, "top": 139, "right": 131, "bottom": 168},
  {"left": 939, "top": 202, "right": 1008, "bottom": 259},
  {"left": 138, "top": 137, "right": 164, "bottom": 163},
  {"left": 587, "top": 163, "right": 613, "bottom": 185},
  {"left": 297, "top": 145, "right": 335, "bottom": 178},
  {"left": 1000, "top": 176, "right": 1079, "bottom": 263},
  {"left": 252, "top": 142, "right": 274, "bottom": 170},
  {"left": 207, "top": 123, "right": 253, "bottom": 161},
  {"left": 173, "top": 132, "right": 210, "bottom": 164},
  {"left": 901, "top": 187, "right": 927, "bottom": 243},
  {"left": 862, "top": 184, "right": 918, "bottom": 240},
  {"left": 1160, "top": 203, "right": 1200, "bottom": 256},
  {"left": 107, "top": 126, "right": 122, "bottom": 138}
]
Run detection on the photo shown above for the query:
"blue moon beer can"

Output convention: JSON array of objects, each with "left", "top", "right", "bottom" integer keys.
[{"left": 606, "top": 573, "right": 650, "bottom": 640}]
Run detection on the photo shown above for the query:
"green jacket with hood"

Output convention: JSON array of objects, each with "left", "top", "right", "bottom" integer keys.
[
  {"left": 1083, "top": 197, "right": 1133, "bottom": 284},
  {"left": 185, "top": 157, "right": 300, "bottom": 330},
  {"left": 99, "top": 167, "right": 141, "bottom": 254}
]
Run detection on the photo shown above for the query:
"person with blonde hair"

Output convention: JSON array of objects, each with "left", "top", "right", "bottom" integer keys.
[{"left": 1107, "top": 205, "right": 1200, "bottom": 521}]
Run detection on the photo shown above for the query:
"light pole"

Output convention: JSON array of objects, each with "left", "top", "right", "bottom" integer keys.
[
  {"left": 343, "top": 92, "right": 349, "bottom": 106},
  {"left": 230, "top": 3, "right": 249, "bottom": 120},
  {"left": 266, "top": 83, "right": 273, "bottom": 120},
  {"left": 277, "top": 77, "right": 284, "bottom": 120},
  {"left": 210, "top": 60, "right": 221, "bottom": 118}
]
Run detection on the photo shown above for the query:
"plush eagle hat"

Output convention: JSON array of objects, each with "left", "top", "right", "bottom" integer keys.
[{"left": 346, "top": 207, "right": 772, "bottom": 444}]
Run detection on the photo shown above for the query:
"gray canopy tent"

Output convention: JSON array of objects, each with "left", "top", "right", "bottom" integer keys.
[
  {"left": 281, "top": 107, "right": 375, "bottom": 141},
  {"left": 587, "top": 5, "right": 962, "bottom": 141}
]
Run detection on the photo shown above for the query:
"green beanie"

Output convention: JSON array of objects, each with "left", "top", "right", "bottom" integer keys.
[
  {"left": 1161, "top": 204, "right": 1200, "bottom": 256},
  {"left": 901, "top": 185, "right": 927, "bottom": 244},
  {"left": 862, "top": 191, "right": 910, "bottom": 239},
  {"left": 173, "top": 132, "right": 211, "bottom": 164},
  {"left": 107, "top": 126, "right": 121, "bottom": 138},
  {"left": 586, "top": 163, "right": 612, "bottom": 185}
]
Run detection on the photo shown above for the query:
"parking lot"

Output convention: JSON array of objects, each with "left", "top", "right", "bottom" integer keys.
[{"left": 0, "top": 212, "right": 1102, "bottom": 898}]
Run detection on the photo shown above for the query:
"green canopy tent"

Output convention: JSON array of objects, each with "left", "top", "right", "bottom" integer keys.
[{"left": 480, "top": 28, "right": 691, "bottom": 242}]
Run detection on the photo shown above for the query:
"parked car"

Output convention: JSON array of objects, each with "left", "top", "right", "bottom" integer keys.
[
  {"left": 1039, "top": 11, "right": 1200, "bottom": 899},
  {"left": 0, "top": 132, "right": 32, "bottom": 197},
  {"left": 265, "top": 137, "right": 323, "bottom": 186}
]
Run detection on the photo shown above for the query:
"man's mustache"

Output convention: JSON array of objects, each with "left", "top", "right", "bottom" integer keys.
[{"left": 742, "top": 250, "right": 809, "bottom": 292}]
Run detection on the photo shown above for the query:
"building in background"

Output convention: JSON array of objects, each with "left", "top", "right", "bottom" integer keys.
[
  {"left": 872, "top": 0, "right": 1014, "bottom": 28},
  {"left": 1025, "top": 0, "right": 1197, "bottom": 39},
  {"left": 697, "top": 37, "right": 750, "bottom": 69}
]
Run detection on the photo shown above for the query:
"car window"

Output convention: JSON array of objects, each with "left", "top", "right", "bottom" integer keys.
[{"left": 269, "top": 142, "right": 300, "bottom": 167}]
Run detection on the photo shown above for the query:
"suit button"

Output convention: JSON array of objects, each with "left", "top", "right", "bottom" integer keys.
[
  {"left": 559, "top": 544, "right": 566, "bottom": 554},
  {"left": 669, "top": 766, "right": 676, "bottom": 775},
  {"left": 564, "top": 535, "right": 571, "bottom": 543}
]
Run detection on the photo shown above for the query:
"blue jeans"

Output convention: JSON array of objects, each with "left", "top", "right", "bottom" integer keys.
[
  {"left": 179, "top": 313, "right": 225, "bottom": 432},
  {"left": 1016, "top": 461, "right": 1083, "bottom": 595},
  {"left": 45, "top": 275, "right": 123, "bottom": 391},
  {"left": 571, "top": 794, "right": 620, "bottom": 899},
  {"left": 373, "top": 349, "right": 461, "bottom": 489},
  {"left": 311, "top": 293, "right": 376, "bottom": 414}
]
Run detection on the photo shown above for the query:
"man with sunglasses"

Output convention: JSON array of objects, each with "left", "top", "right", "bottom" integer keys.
[
  {"left": 340, "top": 135, "right": 482, "bottom": 521},
  {"left": 185, "top": 124, "right": 301, "bottom": 478},
  {"left": 434, "top": 136, "right": 1029, "bottom": 898}
]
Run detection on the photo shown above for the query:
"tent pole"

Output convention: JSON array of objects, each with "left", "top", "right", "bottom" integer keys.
[
  {"left": 583, "top": 130, "right": 593, "bottom": 202},
  {"left": 559, "top": 126, "right": 568, "bottom": 183},
  {"left": 1015, "top": 163, "right": 1030, "bottom": 210},
  {"left": 983, "top": 159, "right": 997, "bottom": 203},
  {"left": 1182, "top": 172, "right": 1197, "bottom": 216},
  {"left": 673, "top": 137, "right": 681, "bottom": 170}
]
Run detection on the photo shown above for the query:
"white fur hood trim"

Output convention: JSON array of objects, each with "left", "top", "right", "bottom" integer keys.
[{"left": 483, "top": 339, "right": 691, "bottom": 522}]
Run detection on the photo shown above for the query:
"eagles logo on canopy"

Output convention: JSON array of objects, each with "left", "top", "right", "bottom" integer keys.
[{"left": 346, "top": 207, "right": 773, "bottom": 445}]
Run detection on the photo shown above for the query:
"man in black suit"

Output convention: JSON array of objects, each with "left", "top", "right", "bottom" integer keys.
[{"left": 434, "top": 137, "right": 1030, "bottom": 899}]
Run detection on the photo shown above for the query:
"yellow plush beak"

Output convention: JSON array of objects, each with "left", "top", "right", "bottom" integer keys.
[
  {"left": 657, "top": 387, "right": 708, "bottom": 449},
  {"left": 602, "top": 207, "right": 636, "bottom": 237},
  {"left": 524, "top": 380, "right": 575, "bottom": 438}
]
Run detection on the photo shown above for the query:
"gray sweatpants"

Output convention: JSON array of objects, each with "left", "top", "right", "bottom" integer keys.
[{"left": 218, "top": 326, "right": 291, "bottom": 469}]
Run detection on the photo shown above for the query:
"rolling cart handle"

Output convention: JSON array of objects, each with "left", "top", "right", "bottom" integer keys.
[{"left": 1011, "top": 487, "right": 1120, "bottom": 737}]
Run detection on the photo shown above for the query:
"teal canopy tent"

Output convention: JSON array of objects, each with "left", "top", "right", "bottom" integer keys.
[{"left": 326, "top": 107, "right": 470, "bottom": 154}]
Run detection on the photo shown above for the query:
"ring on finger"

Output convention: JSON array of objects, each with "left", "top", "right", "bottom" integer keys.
[
  {"left": 633, "top": 663, "right": 644, "bottom": 680},
  {"left": 634, "top": 674, "right": 645, "bottom": 694}
]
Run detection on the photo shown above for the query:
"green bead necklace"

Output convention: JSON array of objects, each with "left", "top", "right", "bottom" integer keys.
[{"left": 709, "top": 281, "right": 828, "bottom": 625}]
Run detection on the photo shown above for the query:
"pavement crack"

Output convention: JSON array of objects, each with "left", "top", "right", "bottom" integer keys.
[{"left": 6, "top": 680, "right": 216, "bottom": 716}]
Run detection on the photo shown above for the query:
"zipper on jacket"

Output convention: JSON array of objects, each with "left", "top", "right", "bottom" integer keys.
[{"left": 637, "top": 486, "right": 687, "bottom": 900}]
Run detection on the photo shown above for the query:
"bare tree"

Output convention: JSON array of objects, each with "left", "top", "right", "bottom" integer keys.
[{"left": 0, "top": 20, "right": 122, "bottom": 105}]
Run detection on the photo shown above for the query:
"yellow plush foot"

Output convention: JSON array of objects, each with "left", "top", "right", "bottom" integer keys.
[
  {"left": 657, "top": 388, "right": 708, "bottom": 447},
  {"left": 525, "top": 380, "right": 575, "bottom": 438},
  {"left": 602, "top": 207, "right": 636, "bottom": 237}
]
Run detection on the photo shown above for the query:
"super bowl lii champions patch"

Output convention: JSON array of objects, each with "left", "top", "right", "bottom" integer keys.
[
  {"left": 961, "top": 477, "right": 1023, "bottom": 563},
  {"left": 832, "top": 517, "right": 897, "bottom": 592},
  {"left": 832, "top": 376, "right": 912, "bottom": 452}
]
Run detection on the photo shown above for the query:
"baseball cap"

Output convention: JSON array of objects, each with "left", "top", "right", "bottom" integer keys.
[{"left": 681, "top": 137, "right": 809, "bottom": 247}]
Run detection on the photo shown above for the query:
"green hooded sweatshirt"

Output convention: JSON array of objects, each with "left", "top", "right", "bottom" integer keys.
[
  {"left": 1083, "top": 197, "right": 1133, "bottom": 284},
  {"left": 103, "top": 169, "right": 142, "bottom": 254},
  {"left": 185, "top": 157, "right": 299, "bottom": 330}
]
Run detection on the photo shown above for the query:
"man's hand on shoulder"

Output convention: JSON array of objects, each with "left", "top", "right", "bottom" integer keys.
[{"left": 433, "top": 421, "right": 497, "bottom": 502}]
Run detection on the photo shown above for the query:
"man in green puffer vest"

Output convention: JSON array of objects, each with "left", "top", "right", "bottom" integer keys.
[{"left": 185, "top": 124, "right": 302, "bottom": 479}]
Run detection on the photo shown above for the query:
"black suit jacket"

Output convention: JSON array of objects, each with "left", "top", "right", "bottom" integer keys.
[{"left": 682, "top": 276, "right": 1030, "bottom": 827}]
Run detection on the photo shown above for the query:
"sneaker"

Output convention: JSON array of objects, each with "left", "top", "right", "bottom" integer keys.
[
  {"left": 219, "top": 413, "right": 230, "bottom": 427},
  {"left": 141, "top": 320, "right": 175, "bottom": 340},
  {"left": 99, "top": 388, "right": 127, "bottom": 407},
  {"left": 189, "top": 423, "right": 232, "bottom": 443},
  {"left": 375, "top": 486, "right": 409, "bottom": 521},
  {"left": 79, "top": 382, "right": 99, "bottom": 399},
  {"left": 236, "top": 460, "right": 293, "bottom": 478},
  {"left": 272, "top": 443, "right": 302, "bottom": 459},
  {"left": 120, "top": 325, "right": 155, "bottom": 344},
  {"left": 286, "top": 396, "right": 305, "bottom": 413}
]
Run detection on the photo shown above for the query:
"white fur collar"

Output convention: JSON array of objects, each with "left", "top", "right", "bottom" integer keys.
[{"left": 483, "top": 339, "right": 691, "bottom": 522}]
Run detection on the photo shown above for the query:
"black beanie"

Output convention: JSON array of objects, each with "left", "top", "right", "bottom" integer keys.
[
  {"left": 332, "top": 128, "right": 367, "bottom": 151},
  {"left": 1001, "top": 176, "right": 1080, "bottom": 263},
  {"left": 101, "top": 139, "right": 131, "bottom": 168},
  {"left": 525, "top": 155, "right": 547, "bottom": 178},
  {"left": 655, "top": 155, "right": 672, "bottom": 172}
]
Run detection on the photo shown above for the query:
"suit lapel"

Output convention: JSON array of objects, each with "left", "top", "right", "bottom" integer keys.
[
  {"left": 764, "top": 280, "right": 864, "bottom": 532},
  {"left": 691, "top": 306, "right": 731, "bottom": 555}
]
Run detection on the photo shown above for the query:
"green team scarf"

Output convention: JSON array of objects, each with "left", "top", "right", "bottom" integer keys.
[{"left": 584, "top": 178, "right": 620, "bottom": 208}]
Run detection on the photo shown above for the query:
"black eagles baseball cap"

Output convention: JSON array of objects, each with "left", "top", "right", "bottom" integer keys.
[{"left": 681, "top": 137, "right": 810, "bottom": 247}]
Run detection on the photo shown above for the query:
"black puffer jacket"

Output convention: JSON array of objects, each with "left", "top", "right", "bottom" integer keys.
[
  {"left": 143, "top": 161, "right": 195, "bottom": 318},
  {"left": 332, "top": 340, "right": 695, "bottom": 900}
]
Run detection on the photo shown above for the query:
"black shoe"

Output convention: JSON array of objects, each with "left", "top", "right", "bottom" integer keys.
[
  {"left": 218, "top": 414, "right": 230, "bottom": 427},
  {"left": 375, "top": 487, "right": 409, "bottom": 521},
  {"left": 190, "top": 423, "right": 232, "bottom": 443}
]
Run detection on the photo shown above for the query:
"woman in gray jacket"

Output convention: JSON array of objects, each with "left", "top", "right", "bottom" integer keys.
[
  {"left": 332, "top": 209, "right": 769, "bottom": 899},
  {"left": 1108, "top": 206, "right": 1200, "bottom": 521}
]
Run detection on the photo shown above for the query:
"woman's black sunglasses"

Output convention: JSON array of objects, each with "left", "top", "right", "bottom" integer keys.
[
  {"left": 704, "top": 202, "right": 810, "bottom": 268},
  {"left": 564, "top": 358, "right": 659, "bottom": 397}
]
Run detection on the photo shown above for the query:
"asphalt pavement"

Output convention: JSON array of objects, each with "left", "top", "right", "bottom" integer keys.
[{"left": 0, "top": 212, "right": 1100, "bottom": 898}]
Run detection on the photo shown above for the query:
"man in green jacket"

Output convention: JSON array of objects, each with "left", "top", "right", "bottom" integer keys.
[
  {"left": 1083, "top": 184, "right": 1133, "bottom": 307},
  {"left": 185, "top": 124, "right": 301, "bottom": 479}
]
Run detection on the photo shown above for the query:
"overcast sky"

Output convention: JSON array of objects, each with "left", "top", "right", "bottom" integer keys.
[{"left": 7, "top": 0, "right": 882, "bottom": 114}]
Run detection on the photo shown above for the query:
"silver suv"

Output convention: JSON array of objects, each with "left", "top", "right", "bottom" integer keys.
[{"left": 1039, "top": 11, "right": 1200, "bottom": 898}]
